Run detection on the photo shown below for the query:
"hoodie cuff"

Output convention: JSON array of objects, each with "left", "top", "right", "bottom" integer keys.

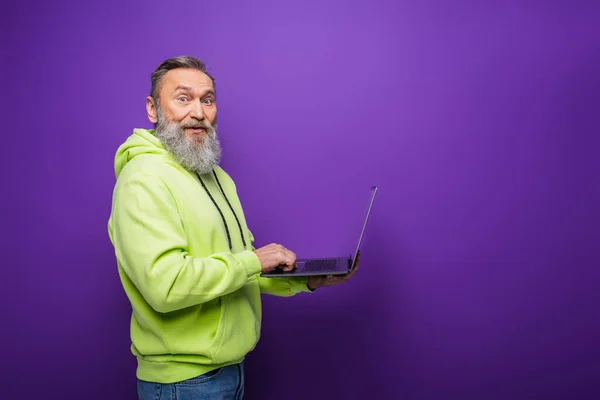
[
  {"left": 289, "top": 276, "right": 313, "bottom": 293},
  {"left": 236, "top": 250, "right": 263, "bottom": 277}
]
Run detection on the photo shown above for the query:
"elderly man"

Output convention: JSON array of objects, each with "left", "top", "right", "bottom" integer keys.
[{"left": 107, "top": 56, "right": 360, "bottom": 399}]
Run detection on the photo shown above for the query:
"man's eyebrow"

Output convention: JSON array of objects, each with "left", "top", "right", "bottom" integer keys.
[{"left": 172, "top": 85, "right": 214, "bottom": 97}]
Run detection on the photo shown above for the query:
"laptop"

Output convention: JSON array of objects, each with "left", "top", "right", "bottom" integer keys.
[{"left": 261, "top": 186, "right": 378, "bottom": 278}]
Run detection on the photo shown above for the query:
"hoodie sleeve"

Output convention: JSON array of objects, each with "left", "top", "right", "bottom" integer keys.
[
  {"left": 110, "top": 171, "right": 263, "bottom": 313},
  {"left": 257, "top": 274, "right": 313, "bottom": 296},
  {"left": 245, "top": 228, "right": 313, "bottom": 296}
]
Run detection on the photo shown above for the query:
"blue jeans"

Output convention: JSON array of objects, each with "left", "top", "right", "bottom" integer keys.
[{"left": 137, "top": 362, "right": 244, "bottom": 400}]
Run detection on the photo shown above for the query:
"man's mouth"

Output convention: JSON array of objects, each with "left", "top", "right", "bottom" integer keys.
[{"left": 186, "top": 126, "right": 206, "bottom": 134}]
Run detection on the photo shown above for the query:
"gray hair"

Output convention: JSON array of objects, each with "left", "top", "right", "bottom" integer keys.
[{"left": 150, "top": 56, "right": 216, "bottom": 103}]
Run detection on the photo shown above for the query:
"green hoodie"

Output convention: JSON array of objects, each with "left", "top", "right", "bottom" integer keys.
[{"left": 107, "top": 128, "right": 311, "bottom": 384}]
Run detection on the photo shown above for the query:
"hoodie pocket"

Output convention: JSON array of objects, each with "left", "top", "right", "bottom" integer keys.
[{"left": 209, "top": 278, "right": 261, "bottom": 364}]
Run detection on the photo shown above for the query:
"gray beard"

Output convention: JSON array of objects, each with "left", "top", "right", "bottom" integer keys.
[{"left": 154, "top": 108, "right": 222, "bottom": 175}]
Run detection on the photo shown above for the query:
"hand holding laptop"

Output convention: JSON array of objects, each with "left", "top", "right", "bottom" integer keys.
[{"left": 306, "top": 250, "right": 362, "bottom": 290}]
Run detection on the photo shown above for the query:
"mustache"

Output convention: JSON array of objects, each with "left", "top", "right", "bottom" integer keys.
[{"left": 179, "top": 120, "right": 213, "bottom": 130}]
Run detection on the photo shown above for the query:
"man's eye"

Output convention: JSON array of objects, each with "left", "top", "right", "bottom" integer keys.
[
  {"left": 203, "top": 98, "right": 214, "bottom": 105},
  {"left": 178, "top": 97, "right": 188, "bottom": 102}
]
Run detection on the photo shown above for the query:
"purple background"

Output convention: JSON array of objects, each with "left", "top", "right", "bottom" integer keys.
[{"left": 3, "top": 0, "right": 600, "bottom": 399}]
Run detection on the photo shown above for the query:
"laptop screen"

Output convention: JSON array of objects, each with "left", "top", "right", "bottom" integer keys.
[{"left": 351, "top": 186, "right": 378, "bottom": 268}]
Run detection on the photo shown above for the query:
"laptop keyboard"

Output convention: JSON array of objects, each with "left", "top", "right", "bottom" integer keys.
[{"left": 303, "top": 259, "right": 337, "bottom": 272}]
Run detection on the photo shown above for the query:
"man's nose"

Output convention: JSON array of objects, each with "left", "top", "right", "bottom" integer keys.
[{"left": 190, "top": 100, "right": 204, "bottom": 119}]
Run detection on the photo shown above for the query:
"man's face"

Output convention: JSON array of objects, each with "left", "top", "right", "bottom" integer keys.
[
  {"left": 147, "top": 68, "right": 217, "bottom": 137},
  {"left": 146, "top": 68, "right": 221, "bottom": 174}
]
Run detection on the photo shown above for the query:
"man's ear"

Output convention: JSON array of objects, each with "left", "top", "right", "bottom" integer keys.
[{"left": 146, "top": 96, "right": 158, "bottom": 124}]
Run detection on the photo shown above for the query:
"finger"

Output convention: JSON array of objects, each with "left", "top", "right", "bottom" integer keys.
[
  {"left": 287, "top": 252, "right": 297, "bottom": 265},
  {"left": 343, "top": 268, "right": 359, "bottom": 281},
  {"left": 274, "top": 246, "right": 296, "bottom": 270},
  {"left": 281, "top": 248, "right": 296, "bottom": 266},
  {"left": 283, "top": 262, "right": 297, "bottom": 272},
  {"left": 346, "top": 262, "right": 360, "bottom": 278},
  {"left": 337, "top": 263, "right": 360, "bottom": 281}
]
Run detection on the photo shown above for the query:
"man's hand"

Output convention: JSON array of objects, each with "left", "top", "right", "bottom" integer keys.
[
  {"left": 306, "top": 251, "right": 362, "bottom": 290},
  {"left": 254, "top": 243, "right": 297, "bottom": 273}
]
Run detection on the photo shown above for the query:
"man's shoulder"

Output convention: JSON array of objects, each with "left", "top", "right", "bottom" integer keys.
[{"left": 116, "top": 154, "right": 180, "bottom": 186}]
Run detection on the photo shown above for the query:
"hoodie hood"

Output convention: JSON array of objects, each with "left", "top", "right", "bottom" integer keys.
[{"left": 114, "top": 128, "right": 170, "bottom": 178}]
